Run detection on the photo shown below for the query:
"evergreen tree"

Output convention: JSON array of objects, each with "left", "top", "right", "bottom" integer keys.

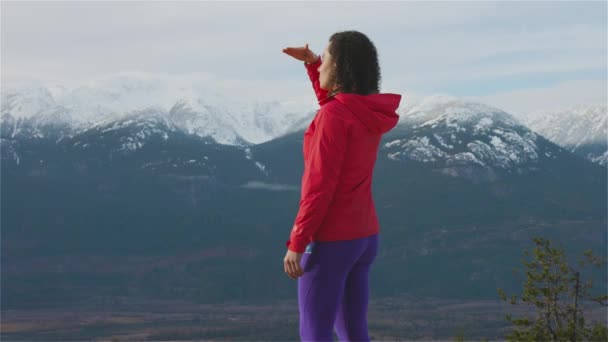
[{"left": 497, "top": 236, "right": 607, "bottom": 341}]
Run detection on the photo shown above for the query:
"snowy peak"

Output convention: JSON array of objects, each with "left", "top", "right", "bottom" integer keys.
[
  {"left": 75, "top": 109, "right": 179, "bottom": 152},
  {"left": 0, "top": 73, "right": 315, "bottom": 146},
  {"left": 166, "top": 98, "right": 245, "bottom": 146},
  {"left": 521, "top": 104, "right": 606, "bottom": 146},
  {"left": 1, "top": 86, "right": 58, "bottom": 120},
  {"left": 383, "top": 97, "right": 561, "bottom": 180},
  {"left": 510, "top": 104, "right": 607, "bottom": 165},
  {"left": 398, "top": 94, "right": 520, "bottom": 127}
]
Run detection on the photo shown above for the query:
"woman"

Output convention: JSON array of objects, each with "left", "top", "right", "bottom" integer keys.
[{"left": 281, "top": 30, "right": 402, "bottom": 341}]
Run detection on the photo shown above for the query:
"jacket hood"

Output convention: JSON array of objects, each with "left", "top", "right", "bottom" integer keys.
[{"left": 333, "top": 93, "right": 402, "bottom": 134}]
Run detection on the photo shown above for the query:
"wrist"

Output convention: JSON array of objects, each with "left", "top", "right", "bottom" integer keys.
[{"left": 305, "top": 55, "right": 320, "bottom": 65}]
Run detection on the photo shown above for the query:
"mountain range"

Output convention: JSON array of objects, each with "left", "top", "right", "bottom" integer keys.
[
  {"left": 1, "top": 79, "right": 606, "bottom": 166},
  {"left": 511, "top": 104, "right": 607, "bottom": 166},
  {"left": 1, "top": 79, "right": 606, "bottom": 310}
]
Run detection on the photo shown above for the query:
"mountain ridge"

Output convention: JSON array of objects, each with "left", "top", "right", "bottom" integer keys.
[{"left": 2, "top": 79, "right": 606, "bottom": 168}]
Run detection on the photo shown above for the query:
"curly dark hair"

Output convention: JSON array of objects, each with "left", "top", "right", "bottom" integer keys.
[{"left": 328, "top": 30, "right": 381, "bottom": 95}]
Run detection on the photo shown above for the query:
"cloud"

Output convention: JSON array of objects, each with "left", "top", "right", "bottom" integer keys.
[{"left": 382, "top": 24, "right": 606, "bottom": 92}]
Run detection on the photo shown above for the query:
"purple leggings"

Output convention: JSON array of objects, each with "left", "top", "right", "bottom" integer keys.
[{"left": 298, "top": 233, "right": 379, "bottom": 341}]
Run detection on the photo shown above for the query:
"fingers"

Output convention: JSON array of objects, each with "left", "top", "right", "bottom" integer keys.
[
  {"left": 289, "top": 268, "right": 297, "bottom": 279},
  {"left": 282, "top": 45, "right": 310, "bottom": 54},
  {"left": 285, "top": 266, "right": 296, "bottom": 279},
  {"left": 295, "top": 262, "right": 304, "bottom": 277},
  {"left": 284, "top": 258, "right": 303, "bottom": 279},
  {"left": 291, "top": 260, "right": 304, "bottom": 278},
  {"left": 281, "top": 47, "right": 299, "bottom": 59},
  {"left": 288, "top": 260, "right": 298, "bottom": 277},
  {"left": 285, "top": 259, "right": 292, "bottom": 275},
  {"left": 284, "top": 258, "right": 295, "bottom": 279},
  {"left": 287, "top": 260, "right": 296, "bottom": 277}
]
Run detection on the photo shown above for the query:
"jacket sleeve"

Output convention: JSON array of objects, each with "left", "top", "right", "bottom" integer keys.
[
  {"left": 304, "top": 56, "right": 329, "bottom": 103},
  {"left": 286, "top": 107, "right": 348, "bottom": 253}
]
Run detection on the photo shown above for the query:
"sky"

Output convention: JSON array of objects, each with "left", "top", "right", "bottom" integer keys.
[{"left": 1, "top": 1, "right": 606, "bottom": 115}]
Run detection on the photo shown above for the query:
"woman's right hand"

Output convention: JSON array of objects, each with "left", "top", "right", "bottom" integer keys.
[{"left": 282, "top": 43, "right": 319, "bottom": 64}]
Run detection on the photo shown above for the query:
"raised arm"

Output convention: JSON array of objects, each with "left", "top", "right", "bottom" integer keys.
[
  {"left": 282, "top": 44, "right": 330, "bottom": 103},
  {"left": 304, "top": 56, "right": 329, "bottom": 102}
]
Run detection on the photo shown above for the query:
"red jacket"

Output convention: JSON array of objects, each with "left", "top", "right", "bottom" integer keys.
[{"left": 285, "top": 57, "right": 402, "bottom": 253}]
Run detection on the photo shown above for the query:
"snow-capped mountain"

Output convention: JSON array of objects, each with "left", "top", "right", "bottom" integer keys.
[
  {"left": 69, "top": 109, "right": 181, "bottom": 152},
  {"left": 510, "top": 105, "right": 607, "bottom": 166},
  {"left": 1, "top": 107, "right": 270, "bottom": 186},
  {"left": 1, "top": 87, "right": 77, "bottom": 140},
  {"left": 381, "top": 95, "right": 565, "bottom": 181},
  {"left": 1, "top": 73, "right": 316, "bottom": 146},
  {"left": 2, "top": 76, "right": 604, "bottom": 180},
  {"left": 3, "top": 83, "right": 606, "bottom": 315}
]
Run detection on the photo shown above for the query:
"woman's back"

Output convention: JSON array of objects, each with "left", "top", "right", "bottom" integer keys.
[{"left": 302, "top": 92, "right": 401, "bottom": 243}]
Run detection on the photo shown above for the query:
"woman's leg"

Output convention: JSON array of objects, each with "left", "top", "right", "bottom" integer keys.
[
  {"left": 298, "top": 238, "right": 369, "bottom": 341},
  {"left": 334, "top": 234, "right": 378, "bottom": 342}
]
